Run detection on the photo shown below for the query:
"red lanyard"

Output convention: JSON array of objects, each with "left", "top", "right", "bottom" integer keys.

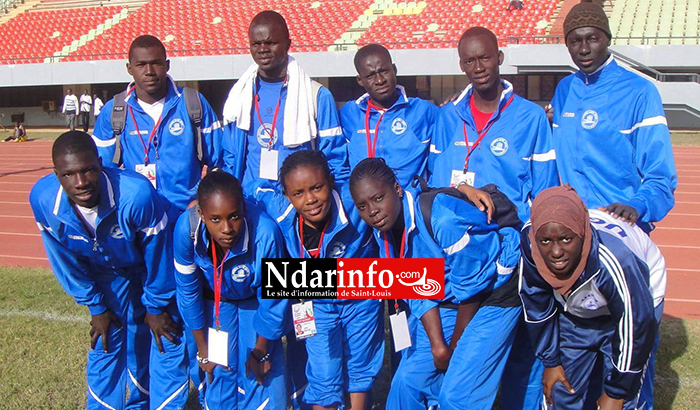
[
  {"left": 299, "top": 215, "right": 331, "bottom": 258},
  {"left": 382, "top": 229, "right": 406, "bottom": 259},
  {"left": 128, "top": 107, "right": 162, "bottom": 164},
  {"left": 461, "top": 95, "right": 514, "bottom": 172},
  {"left": 365, "top": 100, "right": 387, "bottom": 158},
  {"left": 211, "top": 244, "right": 230, "bottom": 329},
  {"left": 254, "top": 90, "right": 283, "bottom": 150}
]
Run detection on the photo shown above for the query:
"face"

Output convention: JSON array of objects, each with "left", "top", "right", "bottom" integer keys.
[
  {"left": 534, "top": 222, "right": 584, "bottom": 278},
  {"left": 356, "top": 52, "right": 398, "bottom": 108},
  {"left": 566, "top": 27, "right": 610, "bottom": 74},
  {"left": 83, "top": 89, "right": 88, "bottom": 95},
  {"left": 351, "top": 178, "right": 402, "bottom": 233},
  {"left": 54, "top": 151, "right": 102, "bottom": 208},
  {"left": 67, "top": 89, "right": 73, "bottom": 95},
  {"left": 458, "top": 35, "right": 504, "bottom": 94},
  {"left": 127, "top": 46, "right": 170, "bottom": 101},
  {"left": 199, "top": 191, "right": 245, "bottom": 251},
  {"left": 249, "top": 23, "right": 290, "bottom": 79},
  {"left": 283, "top": 165, "right": 333, "bottom": 229}
]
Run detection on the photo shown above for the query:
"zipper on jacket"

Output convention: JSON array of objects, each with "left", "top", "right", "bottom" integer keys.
[{"left": 92, "top": 238, "right": 98, "bottom": 252}]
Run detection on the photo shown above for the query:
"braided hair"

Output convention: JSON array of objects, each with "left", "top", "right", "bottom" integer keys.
[
  {"left": 349, "top": 157, "right": 398, "bottom": 193},
  {"left": 197, "top": 170, "right": 244, "bottom": 209},
  {"left": 279, "top": 150, "right": 334, "bottom": 193}
]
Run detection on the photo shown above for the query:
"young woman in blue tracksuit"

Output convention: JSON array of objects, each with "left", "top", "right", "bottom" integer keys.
[
  {"left": 349, "top": 157, "right": 522, "bottom": 410},
  {"left": 173, "top": 171, "right": 289, "bottom": 409},
  {"left": 519, "top": 186, "right": 658, "bottom": 410},
  {"left": 252, "top": 150, "right": 383, "bottom": 410}
]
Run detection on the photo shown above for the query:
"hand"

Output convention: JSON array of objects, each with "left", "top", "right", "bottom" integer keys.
[
  {"left": 431, "top": 343, "right": 453, "bottom": 371},
  {"left": 598, "top": 203, "right": 638, "bottom": 225},
  {"left": 90, "top": 310, "right": 122, "bottom": 352},
  {"left": 245, "top": 349, "right": 272, "bottom": 385},
  {"left": 144, "top": 311, "right": 181, "bottom": 353},
  {"left": 198, "top": 352, "right": 230, "bottom": 384},
  {"left": 597, "top": 392, "right": 623, "bottom": 410},
  {"left": 456, "top": 184, "right": 494, "bottom": 224},
  {"left": 542, "top": 365, "right": 575, "bottom": 407},
  {"left": 440, "top": 92, "right": 462, "bottom": 107}
]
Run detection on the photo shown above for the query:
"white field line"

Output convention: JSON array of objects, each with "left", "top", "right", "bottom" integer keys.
[
  {"left": 667, "top": 268, "right": 700, "bottom": 273},
  {"left": 0, "top": 232, "right": 40, "bottom": 237},
  {"left": 0, "top": 215, "right": 34, "bottom": 219},
  {"left": 658, "top": 244, "right": 700, "bottom": 249},
  {"left": 666, "top": 298, "right": 700, "bottom": 304},
  {"left": 0, "top": 308, "right": 88, "bottom": 323},
  {"left": 0, "top": 253, "right": 47, "bottom": 260}
]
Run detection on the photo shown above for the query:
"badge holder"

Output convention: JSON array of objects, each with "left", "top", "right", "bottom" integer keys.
[
  {"left": 450, "top": 169, "right": 475, "bottom": 188},
  {"left": 389, "top": 300, "right": 412, "bottom": 352},
  {"left": 208, "top": 326, "right": 229, "bottom": 367},
  {"left": 292, "top": 299, "right": 317, "bottom": 340},
  {"left": 136, "top": 163, "right": 157, "bottom": 188}
]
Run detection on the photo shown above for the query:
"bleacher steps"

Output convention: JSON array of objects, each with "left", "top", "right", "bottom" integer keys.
[{"left": 0, "top": 0, "right": 42, "bottom": 26}]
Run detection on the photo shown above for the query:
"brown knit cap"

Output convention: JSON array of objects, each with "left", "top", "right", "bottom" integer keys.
[{"left": 564, "top": 0, "right": 612, "bottom": 39}]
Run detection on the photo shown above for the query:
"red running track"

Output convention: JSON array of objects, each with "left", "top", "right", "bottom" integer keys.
[{"left": 0, "top": 141, "right": 698, "bottom": 318}]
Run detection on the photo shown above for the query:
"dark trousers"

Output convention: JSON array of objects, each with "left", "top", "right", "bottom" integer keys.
[{"left": 80, "top": 111, "right": 90, "bottom": 132}]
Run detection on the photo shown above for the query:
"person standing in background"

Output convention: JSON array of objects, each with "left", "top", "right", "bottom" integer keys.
[
  {"left": 62, "top": 88, "right": 79, "bottom": 131},
  {"left": 80, "top": 89, "right": 93, "bottom": 132}
]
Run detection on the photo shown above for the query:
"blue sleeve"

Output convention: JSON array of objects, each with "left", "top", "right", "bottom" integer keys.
[
  {"left": 91, "top": 99, "right": 119, "bottom": 168},
  {"left": 221, "top": 122, "right": 245, "bottom": 180},
  {"left": 550, "top": 78, "right": 570, "bottom": 128},
  {"left": 315, "top": 87, "right": 350, "bottom": 185},
  {"left": 427, "top": 106, "right": 450, "bottom": 185},
  {"left": 253, "top": 219, "right": 289, "bottom": 340},
  {"left": 173, "top": 210, "right": 207, "bottom": 331},
  {"left": 529, "top": 111, "right": 559, "bottom": 199},
  {"left": 626, "top": 87, "right": 677, "bottom": 222},
  {"left": 199, "top": 94, "right": 224, "bottom": 169},
  {"left": 597, "top": 245, "right": 657, "bottom": 400},
  {"left": 407, "top": 298, "right": 440, "bottom": 320},
  {"left": 518, "top": 235, "right": 562, "bottom": 368}
]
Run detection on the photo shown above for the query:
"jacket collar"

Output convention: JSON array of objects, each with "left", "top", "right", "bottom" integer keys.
[
  {"left": 570, "top": 227, "right": 602, "bottom": 291},
  {"left": 453, "top": 79, "right": 514, "bottom": 124},
  {"left": 52, "top": 171, "right": 117, "bottom": 229},
  {"left": 355, "top": 85, "right": 409, "bottom": 112},
  {"left": 575, "top": 54, "right": 615, "bottom": 85}
]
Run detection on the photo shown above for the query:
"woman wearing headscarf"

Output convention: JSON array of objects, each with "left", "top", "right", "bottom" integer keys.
[{"left": 519, "top": 185, "right": 660, "bottom": 410}]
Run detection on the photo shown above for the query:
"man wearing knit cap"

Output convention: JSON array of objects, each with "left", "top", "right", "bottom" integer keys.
[{"left": 550, "top": 1, "right": 677, "bottom": 408}]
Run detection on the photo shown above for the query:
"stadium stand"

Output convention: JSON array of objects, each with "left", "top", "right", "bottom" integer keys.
[{"left": 610, "top": 0, "right": 700, "bottom": 45}]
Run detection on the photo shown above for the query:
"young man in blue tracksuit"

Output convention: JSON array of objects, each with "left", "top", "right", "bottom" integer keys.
[
  {"left": 221, "top": 11, "right": 349, "bottom": 196},
  {"left": 429, "top": 27, "right": 558, "bottom": 408},
  {"left": 174, "top": 171, "right": 289, "bottom": 409},
  {"left": 349, "top": 158, "right": 522, "bottom": 410},
  {"left": 341, "top": 44, "right": 438, "bottom": 188},
  {"left": 30, "top": 131, "right": 180, "bottom": 410},
  {"left": 520, "top": 185, "right": 659, "bottom": 410},
  {"left": 553, "top": 2, "right": 677, "bottom": 235},
  {"left": 252, "top": 150, "right": 383, "bottom": 409},
  {"left": 92, "top": 34, "right": 223, "bottom": 407}
]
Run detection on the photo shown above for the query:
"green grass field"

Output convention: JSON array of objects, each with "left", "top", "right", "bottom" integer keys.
[{"left": 0, "top": 266, "right": 698, "bottom": 409}]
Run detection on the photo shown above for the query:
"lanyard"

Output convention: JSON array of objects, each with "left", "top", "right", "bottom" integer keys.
[
  {"left": 211, "top": 244, "right": 230, "bottom": 329},
  {"left": 365, "top": 100, "right": 387, "bottom": 158},
  {"left": 461, "top": 95, "right": 514, "bottom": 172},
  {"left": 128, "top": 107, "right": 162, "bottom": 164},
  {"left": 382, "top": 229, "right": 406, "bottom": 259},
  {"left": 299, "top": 215, "right": 331, "bottom": 258},
  {"left": 254, "top": 86, "right": 284, "bottom": 150}
]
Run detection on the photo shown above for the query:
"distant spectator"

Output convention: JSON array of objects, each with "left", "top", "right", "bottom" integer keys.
[
  {"left": 93, "top": 93, "right": 104, "bottom": 118},
  {"left": 79, "top": 89, "right": 92, "bottom": 132},
  {"left": 507, "top": 0, "right": 523, "bottom": 10},
  {"left": 544, "top": 103, "right": 553, "bottom": 125},
  {"left": 62, "top": 89, "right": 79, "bottom": 131},
  {"left": 3, "top": 122, "right": 26, "bottom": 142}
]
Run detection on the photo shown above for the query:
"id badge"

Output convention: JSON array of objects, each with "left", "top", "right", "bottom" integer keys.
[
  {"left": 389, "top": 310, "right": 412, "bottom": 352},
  {"left": 135, "top": 164, "right": 157, "bottom": 188},
  {"left": 292, "top": 300, "right": 317, "bottom": 340},
  {"left": 259, "top": 148, "right": 279, "bottom": 180},
  {"left": 450, "top": 170, "right": 475, "bottom": 188},
  {"left": 208, "top": 327, "right": 229, "bottom": 366}
]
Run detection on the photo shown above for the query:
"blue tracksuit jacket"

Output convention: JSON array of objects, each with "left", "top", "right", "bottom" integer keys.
[
  {"left": 341, "top": 86, "right": 438, "bottom": 188},
  {"left": 374, "top": 190, "right": 521, "bottom": 319},
  {"left": 222, "top": 82, "right": 349, "bottom": 194},
  {"left": 519, "top": 223, "right": 657, "bottom": 400},
  {"left": 552, "top": 56, "right": 677, "bottom": 223},
  {"left": 30, "top": 167, "right": 173, "bottom": 315},
  {"left": 92, "top": 77, "right": 223, "bottom": 213},
  {"left": 429, "top": 80, "right": 558, "bottom": 222}
]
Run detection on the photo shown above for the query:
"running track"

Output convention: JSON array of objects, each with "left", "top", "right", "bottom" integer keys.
[{"left": 0, "top": 141, "right": 698, "bottom": 319}]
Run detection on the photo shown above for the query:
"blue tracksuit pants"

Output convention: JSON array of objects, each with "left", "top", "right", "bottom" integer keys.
[{"left": 500, "top": 319, "right": 545, "bottom": 410}]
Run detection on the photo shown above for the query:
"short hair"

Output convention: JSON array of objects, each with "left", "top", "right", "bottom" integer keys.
[
  {"left": 458, "top": 27, "right": 499, "bottom": 51},
  {"left": 197, "top": 170, "right": 244, "bottom": 209},
  {"left": 51, "top": 131, "right": 98, "bottom": 165},
  {"left": 249, "top": 10, "right": 290, "bottom": 40},
  {"left": 354, "top": 43, "right": 392, "bottom": 73},
  {"left": 279, "top": 150, "right": 334, "bottom": 193},
  {"left": 128, "top": 35, "right": 167, "bottom": 61},
  {"left": 349, "top": 157, "right": 398, "bottom": 193}
]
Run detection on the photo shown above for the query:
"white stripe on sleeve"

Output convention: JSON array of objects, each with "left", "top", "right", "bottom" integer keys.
[
  {"left": 92, "top": 135, "right": 117, "bottom": 147},
  {"left": 174, "top": 260, "right": 197, "bottom": 274},
  {"left": 319, "top": 126, "right": 342, "bottom": 137},
  {"left": 599, "top": 245, "right": 633, "bottom": 372},
  {"left": 620, "top": 116, "right": 667, "bottom": 134},
  {"left": 141, "top": 213, "right": 168, "bottom": 237},
  {"left": 443, "top": 230, "right": 470, "bottom": 255}
]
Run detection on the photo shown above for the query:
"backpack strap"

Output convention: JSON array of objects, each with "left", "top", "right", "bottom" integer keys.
[
  {"left": 309, "top": 80, "right": 322, "bottom": 151},
  {"left": 188, "top": 204, "right": 200, "bottom": 242},
  {"left": 110, "top": 90, "right": 128, "bottom": 164},
  {"left": 183, "top": 87, "right": 204, "bottom": 162}
]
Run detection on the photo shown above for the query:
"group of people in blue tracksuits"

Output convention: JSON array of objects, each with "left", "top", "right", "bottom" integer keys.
[{"left": 30, "top": 2, "right": 677, "bottom": 410}]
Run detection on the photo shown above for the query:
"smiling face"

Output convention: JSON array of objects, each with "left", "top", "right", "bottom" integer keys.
[
  {"left": 283, "top": 165, "right": 333, "bottom": 230},
  {"left": 249, "top": 22, "right": 291, "bottom": 80},
  {"left": 534, "top": 222, "right": 584, "bottom": 279},
  {"left": 54, "top": 151, "right": 102, "bottom": 208},
  {"left": 199, "top": 191, "right": 245, "bottom": 252},
  {"left": 458, "top": 34, "right": 503, "bottom": 95},
  {"left": 566, "top": 27, "right": 610, "bottom": 74},
  {"left": 356, "top": 51, "right": 398, "bottom": 109},
  {"left": 127, "top": 46, "right": 170, "bottom": 104},
  {"left": 350, "top": 177, "right": 403, "bottom": 233}
]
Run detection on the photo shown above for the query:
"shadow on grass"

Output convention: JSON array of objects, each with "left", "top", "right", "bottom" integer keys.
[{"left": 655, "top": 315, "right": 687, "bottom": 410}]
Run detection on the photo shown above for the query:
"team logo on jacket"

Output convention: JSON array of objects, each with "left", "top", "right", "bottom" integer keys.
[
  {"left": 231, "top": 265, "right": 251, "bottom": 283},
  {"left": 490, "top": 137, "right": 508, "bottom": 156},
  {"left": 391, "top": 118, "right": 407, "bottom": 135},
  {"left": 110, "top": 224, "right": 124, "bottom": 239},
  {"left": 169, "top": 118, "right": 186, "bottom": 136},
  {"left": 582, "top": 292, "right": 600, "bottom": 310},
  {"left": 256, "top": 123, "right": 279, "bottom": 147},
  {"left": 581, "top": 110, "right": 598, "bottom": 129},
  {"left": 329, "top": 241, "right": 346, "bottom": 258}
]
